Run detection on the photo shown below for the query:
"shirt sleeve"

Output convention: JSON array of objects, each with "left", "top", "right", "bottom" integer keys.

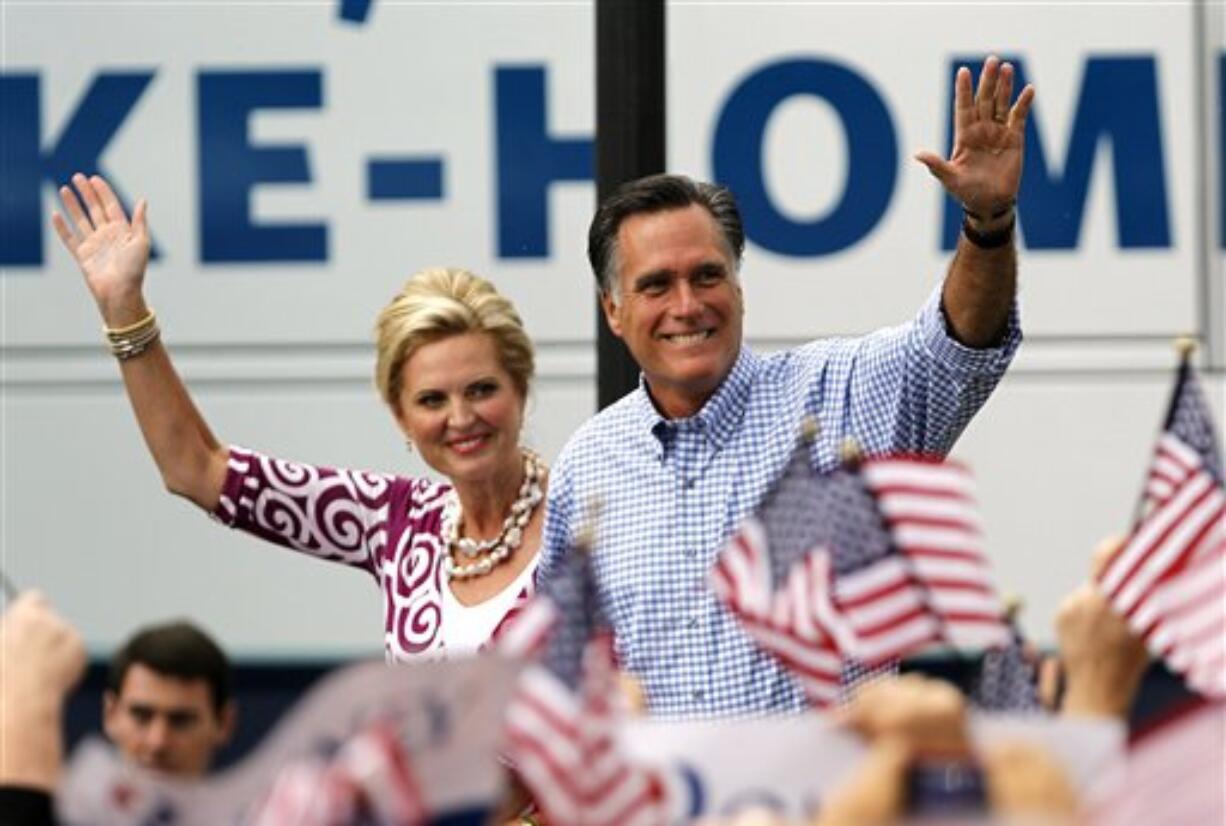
[
  {"left": 210, "top": 445, "right": 398, "bottom": 579},
  {"left": 803, "top": 284, "right": 1021, "bottom": 459}
]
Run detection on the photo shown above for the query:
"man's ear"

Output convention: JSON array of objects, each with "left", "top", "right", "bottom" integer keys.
[
  {"left": 215, "top": 702, "right": 238, "bottom": 746},
  {"left": 102, "top": 690, "right": 119, "bottom": 739},
  {"left": 600, "top": 291, "right": 623, "bottom": 338}
]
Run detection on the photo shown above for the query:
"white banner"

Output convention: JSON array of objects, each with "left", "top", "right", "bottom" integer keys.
[
  {"left": 58, "top": 656, "right": 521, "bottom": 825},
  {"left": 623, "top": 711, "right": 1124, "bottom": 822}
]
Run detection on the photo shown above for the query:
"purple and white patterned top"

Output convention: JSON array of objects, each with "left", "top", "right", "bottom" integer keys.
[{"left": 211, "top": 446, "right": 455, "bottom": 661}]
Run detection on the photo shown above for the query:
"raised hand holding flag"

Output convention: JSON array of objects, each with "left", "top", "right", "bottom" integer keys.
[{"left": 1097, "top": 342, "right": 1225, "bottom": 699}]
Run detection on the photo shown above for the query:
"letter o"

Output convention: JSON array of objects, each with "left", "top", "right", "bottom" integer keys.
[{"left": 713, "top": 59, "right": 897, "bottom": 256}]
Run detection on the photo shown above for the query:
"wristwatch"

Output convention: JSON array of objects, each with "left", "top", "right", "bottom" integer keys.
[{"left": 962, "top": 212, "right": 1016, "bottom": 249}]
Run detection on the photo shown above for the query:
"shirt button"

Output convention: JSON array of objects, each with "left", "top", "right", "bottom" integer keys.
[
  {"left": 683, "top": 477, "right": 695, "bottom": 489},
  {"left": 692, "top": 689, "right": 705, "bottom": 702},
  {"left": 684, "top": 548, "right": 697, "bottom": 559}
]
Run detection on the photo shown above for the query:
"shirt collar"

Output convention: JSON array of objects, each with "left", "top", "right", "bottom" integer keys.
[{"left": 631, "top": 347, "right": 759, "bottom": 451}]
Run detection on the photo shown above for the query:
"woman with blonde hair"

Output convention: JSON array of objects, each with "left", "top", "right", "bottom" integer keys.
[{"left": 54, "top": 173, "right": 545, "bottom": 658}]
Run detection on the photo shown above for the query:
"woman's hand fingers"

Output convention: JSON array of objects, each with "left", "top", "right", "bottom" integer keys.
[
  {"left": 59, "top": 183, "right": 92, "bottom": 238},
  {"left": 50, "top": 211, "right": 77, "bottom": 254},
  {"left": 92, "top": 175, "right": 130, "bottom": 225},
  {"left": 132, "top": 198, "right": 149, "bottom": 239},
  {"left": 72, "top": 172, "right": 107, "bottom": 229}
]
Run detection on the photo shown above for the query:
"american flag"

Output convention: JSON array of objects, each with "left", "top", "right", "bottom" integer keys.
[
  {"left": 711, "top": 438, "right": 1010, "bottom": 707},
  {"left": 1138, "top": 356, "right": 1222, "bottom": 517},
  {"left": 1097, "top": 355, "right": 1225, "bottom": 699},
  {"left": 247, "top": 722, "right": 427, "bottom": 826},
  {"left": 711, "top": 517, "right": 846, "bottom": 706},
  {"left": 1086, "top": 699, "right": 1226, "bottom": 825},
  {"left": 501, "top": 547, "right": 669, "bottom": 826},
  {"left": 971, "top": 620, "right": 1041, "bottom": 713},
  {"left": 861, "top": 458, "right": 1011, "bottom": 652}
]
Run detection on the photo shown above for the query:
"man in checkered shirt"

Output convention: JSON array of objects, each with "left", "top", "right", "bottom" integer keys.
[{"left": 538, "top": 57, "right": 1033, "bottom": 719}]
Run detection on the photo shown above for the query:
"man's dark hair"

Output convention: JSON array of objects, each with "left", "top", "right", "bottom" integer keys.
[
  {"left": 107, "top": 620, "right": 232, "bottom": 715},
  {"left": 587, "top": 174, "right": 745, "bottom": 297}
]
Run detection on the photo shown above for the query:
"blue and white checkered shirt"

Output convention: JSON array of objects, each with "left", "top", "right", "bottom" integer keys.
[{"left": 538, "top": 286, "right": 1021, "bottom": 719}]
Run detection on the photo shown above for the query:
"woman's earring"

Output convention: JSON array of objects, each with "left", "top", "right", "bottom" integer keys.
[{"left": 404, "top": 439, "right": 415, "bottom": 454}]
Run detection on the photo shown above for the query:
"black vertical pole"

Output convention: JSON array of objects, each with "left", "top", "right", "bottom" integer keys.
[{"left": 595, "top": 0, "right": 666, "bottom": 410}]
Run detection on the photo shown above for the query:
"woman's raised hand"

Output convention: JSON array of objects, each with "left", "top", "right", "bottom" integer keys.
[{"left": 52, "top": 173, "right": 150, "bottom": 326}]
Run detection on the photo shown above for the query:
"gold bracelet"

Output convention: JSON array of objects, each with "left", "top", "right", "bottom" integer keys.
[
  {"left": 110, "top": 329, "right": 160, "bottom": 361},
  {"left": 105, "top": 311, "right": 161, "bottom": 361},
  {"left": 104, "top": 308, "right": 156, "bottom": 339}
]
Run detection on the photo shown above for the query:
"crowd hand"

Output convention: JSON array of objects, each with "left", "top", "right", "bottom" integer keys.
[
  {"left": 809, "top": 739, "right": 911, "bottom": 826},
  {"left": 51, "top": 173, "right": 151, "bottom": 327},
  {"left": 0, "top": 591, "right": 88, "bottom": 790},
  {"left": 1055, "top": 537, "right": 1149, "bottom": 719},
  {"left": 841, "top": 674, "right": 972, "bottom": 757},
  {"left": 915, "top": 55, "right": 1035, "bottom": 224},
  {"left": 804, "top": 676, "right": 973, "bottom": 826},
  {"left": 982, "top": 741, "right": 1079, "bottom": 825},
  {"left": 0, "top": 590, "right": 86, "bottom": 709}
]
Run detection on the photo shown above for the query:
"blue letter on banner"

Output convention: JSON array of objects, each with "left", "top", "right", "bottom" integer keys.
[
  {"left": 713, "top": 59, "right": 897, "bottom": 257},
  {"left": 495, "top": 66, "right": 592, "bottom": 258},
  {"left": 1, "top": 72, "right": 154, "bottom": 267},
  {"left": 197, "top": 70, "right": 327, "bottom": 263},
  {"left": 940, "top": 56, "right": 1170, "bottom": 250}
]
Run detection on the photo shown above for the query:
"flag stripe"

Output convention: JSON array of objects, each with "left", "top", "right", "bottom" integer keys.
[
  {"left": 1101, "top": 470, "right": 1215, "bottom": 596},
  {"left": 1113, "top": 482, "right": 1222, "bottom": 615}
]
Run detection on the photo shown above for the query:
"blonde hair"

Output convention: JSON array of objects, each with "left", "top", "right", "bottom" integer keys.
[{"left": 374, "top": 267, "right": 534, "bottom": 411}]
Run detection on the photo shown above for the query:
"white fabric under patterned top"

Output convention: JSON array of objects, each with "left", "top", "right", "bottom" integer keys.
[{"left": 441, "top": 557, "right": 539, "bottom": 656}]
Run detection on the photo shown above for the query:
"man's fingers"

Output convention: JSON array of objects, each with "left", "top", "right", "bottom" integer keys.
[
  {"left": 861, "top": 736, "right": 913, "bottom": 777},
  {"left": 1091, "top": 535, "right": 1126, "bottom": 580},
  {"left": 59, "top": 183, "right": 92, "bottom": 236},
  {"left": 1057, "top": 582, "right": 1094, "bottom": 620},
  {"left": 1008, "top": 85, "right": 1036, "bottom": 133},
  {"left": 914, "top": 152, "right": 954, "bottom": 186},
  {"left": 92, "top": 175, "right": 128, "bottom": 224},
  {"left": 16, "top": 589, "right": 49, "bottom": 609},
  {"left": 995, "top": 63, "right": 1015, "bottom": 120},
  {"left": 953, "top": 66, "right": 974, "bottom": 131},
  {"left": 1037, "top": 655, "right": 1063, "bottom": 711},
  {"left": 975, "top": 56, "right": 1000, "bottom": 122}
]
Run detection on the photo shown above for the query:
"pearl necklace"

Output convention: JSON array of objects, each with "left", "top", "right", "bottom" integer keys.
[{"left": 443, "top": 449, "right": 544, "bottom": 580}]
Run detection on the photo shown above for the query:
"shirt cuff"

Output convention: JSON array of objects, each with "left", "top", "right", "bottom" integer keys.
[
  {"left": 210, "top": 445, "right": 253, "bottom": 526},
  {"left": 919, "top": 284, "right": 1022, "bottom": 376}
]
